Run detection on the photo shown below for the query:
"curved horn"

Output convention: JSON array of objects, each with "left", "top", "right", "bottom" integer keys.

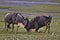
[{"left": 19, "top": 13, "right": 24, "bottom": 19}]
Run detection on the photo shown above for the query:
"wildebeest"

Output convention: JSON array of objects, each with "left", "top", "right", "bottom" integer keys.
[
  {"left": 24, "top": 15, "right": 52, "bottom": 33},
  {"left": 4, "top": 12, "right": 27, "bottom": 32}
]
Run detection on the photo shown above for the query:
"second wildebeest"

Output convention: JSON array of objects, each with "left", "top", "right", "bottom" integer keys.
[
  {"left": 24, "top": 15, "right": 52, "bottom": 33},
  {"left": 4, "top": 12, "right": 27, "bottom": 32}
]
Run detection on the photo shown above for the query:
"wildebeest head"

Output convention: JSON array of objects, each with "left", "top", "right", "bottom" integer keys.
[
  {"left": 24, "top": 18, "right": 30, "bottom": 32},
  {"left": 15, "top": 13, "right": 27, "bottom": 25},
  {"left": 43, "top": 15, "right": 52, "bottom": 24}
]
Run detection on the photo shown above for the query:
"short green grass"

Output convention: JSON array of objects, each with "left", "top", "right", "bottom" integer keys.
[
  {"left": 0, "top": 4, "right": 60, "bottom": 13},
  {"left": 0, "top": 17, "right": 60, "bottom": 40}
]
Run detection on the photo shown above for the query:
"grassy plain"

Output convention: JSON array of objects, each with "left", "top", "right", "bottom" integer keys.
[{"left": 0, "top": 4, "right": 60, "bottom": 40}]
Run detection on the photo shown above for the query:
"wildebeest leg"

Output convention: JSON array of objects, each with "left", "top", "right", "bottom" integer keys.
[
  {"left": 48, "top": 22, "right": 51, "bottom": 33},
  {"left": 12, "top": 24, "right": 14, "bottom": 32},
  {"left": 16, "top": 26, "right": 19, "bottom": 32},
  {"left": 6, "top": 23, "right": 10, "bottom": 32},
  {"left": 16, "top": 24, "right": 19, "bottom": 32},
  {"left": 44, "top": 25, "right": 48, "bottom": 33},
  {"left": 35, "top": 27, "right": 40, "bottom": 32},
  {"left": 45, "top": 22, "right": 50, "bottom": 33},
  {"left": 34, "top": 22, "right": 39, "bottom": 32},
  {"left": 5, "top": 22, "right": 8, "bottom": 32},
  {"left": 44, "top": 24, "right": 50, "bottom": 33},
  {"left": 35, "top": 24, "right": 39, "bottom": 32},
  {"left": 26, "top": 28, "right": 30, "bottom": 32},
  {"left": 44, "top": 21, "right": 48, "bottom": 33},
  {"left": 7, "top": 23, "right": 10, "bottom": 29},
  {"left": 5, "top": 21, "right": 6, "bottom": 31},
  {"left": 48, "top": 24, "right": 50, "bottom": 33}
]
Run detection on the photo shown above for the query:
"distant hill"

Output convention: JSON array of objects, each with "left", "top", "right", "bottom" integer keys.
[
  {"left": 50, "top": 0, "right": 60, "bottom": 2},
  {"left": 0, "top": 0, "right": 60, "bottom": 2}
]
